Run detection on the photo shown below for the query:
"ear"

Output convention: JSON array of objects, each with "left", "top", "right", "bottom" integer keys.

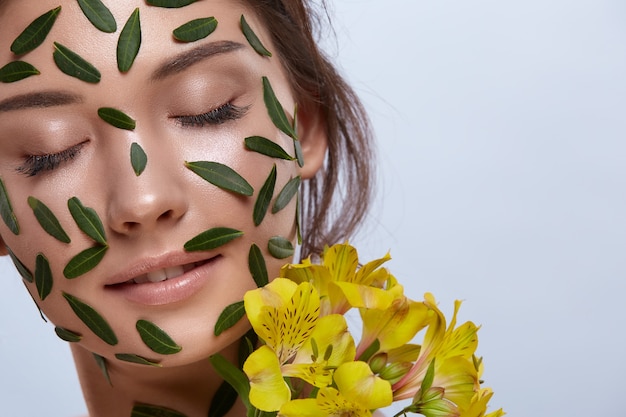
[{"left": 295, "top": 102, "right": 328, "bottom": 179}]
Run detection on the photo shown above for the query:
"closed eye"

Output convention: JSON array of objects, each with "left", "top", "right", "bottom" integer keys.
[
  {"left": 17, "top": 141, "right": 87, "bottom": 177},
  {"left": 174, "top": 103, "right": 249, "bottom": 128}
]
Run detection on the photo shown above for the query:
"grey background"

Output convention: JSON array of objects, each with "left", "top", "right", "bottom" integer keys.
[{"left": 1, "top": 1, "right": 625, "bottom": 416}]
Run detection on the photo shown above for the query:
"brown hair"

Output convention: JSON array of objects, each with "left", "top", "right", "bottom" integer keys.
[{"left": 246, "top": 0, "right": 375, "bottom": 258}]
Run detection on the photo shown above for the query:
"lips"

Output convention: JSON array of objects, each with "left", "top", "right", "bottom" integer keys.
[{"left": 123, "top": 261, "right": 208, "bottom": 284}]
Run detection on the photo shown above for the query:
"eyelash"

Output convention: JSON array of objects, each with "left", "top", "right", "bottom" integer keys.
[
  {"left": 17, "top": 141, "right": 86, "bottom": 177},
  {"left": 175, "top": 103, "right": 249, "bottom": 128}
]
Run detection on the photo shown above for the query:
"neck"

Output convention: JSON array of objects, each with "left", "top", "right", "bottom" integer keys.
[{"left": 70, "top": 344, "right": 245, "bottom": 417}]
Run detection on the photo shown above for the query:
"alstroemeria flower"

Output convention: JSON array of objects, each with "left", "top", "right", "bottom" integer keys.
[{"left": 462, "top": 388, "right": 505, "bottom": 417}]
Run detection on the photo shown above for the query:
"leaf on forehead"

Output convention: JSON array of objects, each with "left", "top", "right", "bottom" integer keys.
[
  {"left": 262, "top": 76, "right": 297, "bottom": 140},
  {"left": 54, "top": 326, "right": 82, "bottom": 343},
  {"left": 244, "top": 136, "right": 294, "bottom": 161},
  {"left": 92, "top": 353, "right": 112, "bottom": 386},
  {"left": 117, "top": 8, "right": 141, "bottom": 72},
  {"left": 131, "top": 403, "right": 188, "bottom": 417},
  {"left": 77, "top": 0, "right": 117, "bottom": 33},
  {"left": 130, "top": 143, "right": 147, "bottom": 176},
  {"left": 145, "top": 0, "right": 199, "bottom": 8},
  {"left": 0, "top": 61, "right": 40, "bottom": 83},
  {"left": 267, "top": 236, "right": 294, "bottom": 259},
  {"left": 173, "top": 17, "right": 218, "bottom": 42},
  {"left": 27, "top": 196, "right": 71, "bottom": 243},
  {"left": 184, "top": 227, "right": 243, "bottom": 252},
  {"left": 136, "top": 320, "right": 182, "bottom": 355},
  {"left": 7, "top": 247, "right": 33, "bottom": 283},
  {"left": 34, "top": 253, "right": 53, "bottom": 301},
  {"left": 214, "top": 300, "right": 245, "bottom": 336},
  {"left": 63, "top": 292, "right": 118, "bottom": 345},
  {"left": 253, "top": 164, "right": 276, "bottom": 227},
  {"left": 98, "top": 107, "right": 136, "bottom": 130},
  {"left": 67, "top": 197, "right": 107, "bottom": 245},
  {"left": 185, "top": 161, "right": 253, "bottom": 196},
  {"left": 10, "top": 6, "right": 61, "bottom": 55},
  {"left": 63, "top": 245, "right": 108, "bottom": 279},
  {"left": 53, "top": 42, "right": 101, "bottom": 84},
  {"left": 248, "top": 244, "right": 268, "bottom": 287},
  {"left": 0, "top": 178, "right": 20, "bottom": 235},
  {"left": 240, "top": 14, "right": 272, "bottom": 57},
  {"left": 115, "top": 353, "right": 161, "bottom": 367},
  {"left": 272, "top": 175, "right": 301, "bottom": 215}
]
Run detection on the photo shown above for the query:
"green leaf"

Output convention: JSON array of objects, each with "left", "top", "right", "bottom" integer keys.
[
  {"left": 173, "top": 17, "right": 218, "bottom": 42},
  {"left": 421, "top": 359, "right": 437, "bottom": 394},
  {"left": 77, "top": 0, "right": 116, "bottom": 33},
  {"left": 136, "top": 319, "right": 182, "bottom": 355},
  {"left": 54, "top": 326, "right": 82, "bottom": 342},
  {"left": 97, "top": 107, "right": 136, "bottom": 130},
  {"left": 185, "top": 161, "right": 253, "bottom": 196},
  {"left": 0, "top": 61, "right": 40, "bottom": 83},
  {"left": 115, "top": 353, "right": 161, "bottom": 367},
  {"left": 34, "top": 253, "right": 53, "bottom": 301},
  {"left": 27, "top": 196, "right": 71, "bottom": 243},
  {"left": 267, "top": 236, "right": 294, "bottom": 259},
  {"left": 63, "top": 292, "right": 118, "bottom": 345},
  {"left": 214, "top": 300, "right": 245, "bottom": 336},
  {"left": 7, "top": 246, "right": 33, "bottom": 283},
  {"left": 295, "top": 193, "right": 302, "bottom": 245},
  {"left": 53, "top": 42, "right": 101, "bottom": 83},
  {"left": 0, "top": 177, "right": 19, "bottom": 234},
  {"left": 145, "top": 0, "right": 199, "bottom": 7},
  {"left": 244, "top": 136, "right": 294, "bottom": 160},
  {"left": 262, "top": 76, "right": 297, "bottom": 140},
  {"left": 209, "top": 354, "right": 252, "bottom": 412},
  {"left": 130, "top": 142, "right": 147, "bottom": 176},
  {"left": 63, "top": 245, "right": 108, "bottom": 279},
  {"left": 253, "top": 164, "right": 276, "bottom": 226},
  {"left": 117, "top": 8, "right": 141, "bottom": 72},
  {"left": 240, "top": 14, "right": 271, "bottom": 57},
  {"left": 67, "top": 197, "right": 107, "bottom": 245},
  {"left": 131, "top": 403, "right": 188, "bottom": 417},
  {"left": 248, "top": 244, "right": 268, "bottom": 287},
  {"left": 92, "top": 353, "right": 112, "bottom": 386},
  {"left": 208, "top": 381, "right": 238, "bottom": 417},
  {"left": 184, "top": 227, "right": 243, "bottom": 252},
  {"left": 272, "top": 176, "right": 300, "bottom": 214},
  {"left": 22, "top": 281, "right": 47, "bottom": 322},
  {"left": 10, "top": 6, "right": 61, "bottom": 55},
  {"left": 294, "top": 136, "right": 304, "bottom": 167}
]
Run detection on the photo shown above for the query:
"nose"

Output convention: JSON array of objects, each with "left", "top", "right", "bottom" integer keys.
[{"left": 106, "top": 152, "right": 189, "bottom": 236}]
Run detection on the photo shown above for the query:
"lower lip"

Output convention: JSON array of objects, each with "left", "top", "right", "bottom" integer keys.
[{"left": 105, "top": 256, "right": 220, "bottom": 306}]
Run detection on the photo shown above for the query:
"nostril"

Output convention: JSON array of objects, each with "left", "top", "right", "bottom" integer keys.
[{"left": 157, "top": 209, "right": 176, "bottom": 222}]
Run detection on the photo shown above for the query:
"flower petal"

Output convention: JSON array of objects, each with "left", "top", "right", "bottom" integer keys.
[
  {"left": 334, "top": 361, "right": 393, "bottom": 410},
  {"left": 243, "top": 345, "right": 291, "bottom": 411}
]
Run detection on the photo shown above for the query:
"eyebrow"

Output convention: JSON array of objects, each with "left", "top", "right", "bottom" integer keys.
[
  {"left": 0, "top": 91, "right": 83, "bottom": 113},
  {"left": 150, "top": 40, "right": 246, "bottom": 81}
]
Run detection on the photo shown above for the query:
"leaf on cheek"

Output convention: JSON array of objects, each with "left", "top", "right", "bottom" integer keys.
[
  {"left": 76, "top": 0, "right": 117, "bottom": 33},
  {"left": 34, "top": 253, "right": 53, "bottom": 301},
  {"left": 10, "top": 6, "right": 61, "bottom": 55},
  {"left": 244, "top": 136, "right": 294, "bottom": 160},
  {"left": 98, "top": 107, "right": 136, "bottom": 130},
  {"left": 272, "top": 176, "right": 301, "bottom": 214},
  {"left": 173, "top": 17, "right": 218, "bottom": 42},
  {"left": 145, "top": 0, "right": 199, "bottom": 7},
  {"left": 53, "top": 42, "right": 101, "bottom": 84},
  {"left": 262, "top": 76, "right": 297, "bottom": 140},
  {"left": 28, "top": 196, "right": 71, "bottom": 243},
  {"left": 117, "top": 8, "right": 141, "bottom": 72},
  {"left": 184, "top": 227, "right": 244, "bottom": 252},
  {"left": 63, "top": 292, "right": 118, "bottom": 346},
  {"left": 240, "top": 14, "right": 272, "bottom": 57},
  {"left": 54, "top": 326, "right": 82, "bottom": 343},
  {"left": 268, "top": 236, "right": 294, "bottom": 259},
  {"left": 136, "top": 320, "right": 182, "bottom": 355},
  {"left": 63, "top": 245, "right": 108, "bottom": 279},
  {"left": 214, "top": 300, "right": 245, "bottom": 336},
  {"left": 248, "top": 244, "right": 268, "bottom": 288},
  {"left": 0, "top": 61, "right": 40, "bottom": 83},
  {"left": 67, "top": 197, "right": 107, "bottom": 245},
  {"left": 130, "top": 143, "right": 148, "bottom": 176},
  {"left": 0, "top": 177, "right": 20, "bottom": 235},
  {"left": 185, "top": 161, "right": 253, "bottom": 196},
  {"left": 8, "top": 247, "right": 33, "bottom": 282},
  {"left": 115, "top": 353, "right": 161, "bottom": 367},
  {"left": 252, "top": 164, "right": 276, "bottom": 226}
]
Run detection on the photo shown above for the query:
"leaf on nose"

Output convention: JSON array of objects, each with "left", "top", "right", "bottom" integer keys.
[
  {"left": 63, "top": 292, "right": 118, "bottom": 345},
  {"left": 0, "top": 177, "right": 20, "bottom": 235},
  {"left": 248, "top": 244, "right": 268, "bottom": 288},
  {"left": 145, "top": 0, "right": 200, "bottom": 7},
  {"left": 117, "top": 8, "right": 141, "bottom": 72},
  {"left": 0, "top": 61, "right": 40, "bottom": 83},
  {"left": 27, "top": 196, "right": 71, "bottom": 243},
  {"left": 77, "top": 0, "right": 117, "bottom": 33},
  {"left": 136, "top": 319, "right": 182, "bottom": 355},
  {"left": 54, "top": 326, "right": 82, "bottom": 343},
  {"left": 240, "top": 14, "right": 272, "bottom": 57},
  {"left": 53, "top": 42, "right": 101, "bottom": 84},
  {"left": 184, "top": 227, "right": 244, "bottom": 252},
  {"left": 262, "top": 76, "right": 297, "bottom": 140},
  {"left": 131, "top": 404, "right": 188, "bottom": 417},
  {"left": 185, "top": 161, "right": 254, "bottom": 196},
  {"left": 130, "top": 143, "right": 147, "bottom": 176},
  {"left": 115, "top": 353, "right": 161, "bottom": 367},
  {"left": 63, "top": 245, "right": 109, "bottom": 279},
  {"left": 244, "top": 136, "right": 295, "bottom": 161},
  {"left": 253, "top": 164, "right": 277, "bottom": 226},
  {"left": 272, "top": 176, "right": 301, "bottom": 214},
  {"left": 67, "top": 197, "right": 107, "bottom": 245},
  {"left": 268, "top": 236, "right": 294, "bottom": 259},
  {"left": 34, "top": 253, "right": 53, "bottom": 301},
  {"left": 173, "top": 17, "right": 218, "bottom": 42},
  {"left": 10, "top": 6, "right": 61, "bottom": 55},
  {"left": 214, "top": 300, "right": 246, "bottom": 336},
  {"left": 7, "top": 247, "right": 33, "bottom": 283},
  {"left": 98, "top": 107, "right": 136, "bottom": 130}
]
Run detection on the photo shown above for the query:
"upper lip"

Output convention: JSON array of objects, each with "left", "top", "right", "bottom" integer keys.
[{"left": 104, "top": 250, "right": 219, "bottom": 286}]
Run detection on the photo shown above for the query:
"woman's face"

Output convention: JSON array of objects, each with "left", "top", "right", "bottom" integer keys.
[{"left": 0, "top": 0, "right": 325, "bottom": 366}]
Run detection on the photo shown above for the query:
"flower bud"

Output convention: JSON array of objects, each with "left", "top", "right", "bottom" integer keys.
[
  {"left": 368, "top": 352, "right": 388, "bottom": 374},
  {"left": 378, "top": 361, "right": 412, "bottom": 384}
]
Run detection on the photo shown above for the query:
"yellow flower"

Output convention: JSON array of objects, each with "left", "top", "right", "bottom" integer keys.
[
  {"left": 244, "top": 345, "right": 291, "bottom": 411},
  {"left": 462, "top": 388, "right": 505, "bottom": 417}
]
